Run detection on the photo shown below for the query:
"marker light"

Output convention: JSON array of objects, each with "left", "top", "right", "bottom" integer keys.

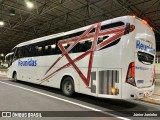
[
  {"left": 150, "top": 27, "right": 153, "bottom": 31},
  {"left": 111, "top": 87, "right": 116, "bottom": 94},
  {"left": 142, "top": 19, "right": 147, "bottom": 24},
  {"left": 132, "top": 15, "right": 136, "bottom": 18}
]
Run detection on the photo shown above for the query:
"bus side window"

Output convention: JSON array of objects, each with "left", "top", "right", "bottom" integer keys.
[
  {"left": 31, "top": 44, "right": 36, "bottom": 57},
  {"left": 28, "top": 45, "right": 35, "bottom": 57},
  {"left": 55, "top": 45, "right": 61, "bottom": 54},
  {"left": 19, "top": 48, "right": 23, "bottom": 58},
  {"left": 11, "top": 48, "right": 16, "bottom": 62},
  {"left": 33, "top": 42, "right": 43, "bottom": 56},
  {"left": 23, "top": 46, "right": 29, "bottom": 58},
  {"left": 67, "top": 40, "right": 92, "bottom": 53},
  {"left": 83, "top": 40, "right": 92, "bottom": 51},
  {"left": 51, "top": 44, "right": 56, "bottom": 55},
  {"left": 41, "top": 45, "right": 45, "bottom": 56},
  {"left": 54, "top": 39, "right": 61, "bottom": 54},
  {"left": 36, "top": 46, "right": 42, "bottom": 56},
  {"left": 14, "top": 47, "right": 23, "bottom": 59},
  {"left": 44, "top": 39, "right": 57, "bottom": 56},
  {"left": 14, "top": 49, "right": 18, "bottom": 60},
  {"left": 44, "top": 45, "right": 49, "bottom": 55},
  {"left": 69, "top": 43, "right": 80, "bottom": 53},
  {"left": 69, "top": 40, "right": 92, "bottom": 53}
]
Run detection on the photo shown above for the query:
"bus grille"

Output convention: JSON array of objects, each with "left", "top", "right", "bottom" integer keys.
[{"left": 99, "top": 70, "right": 119, "bottom": 95}]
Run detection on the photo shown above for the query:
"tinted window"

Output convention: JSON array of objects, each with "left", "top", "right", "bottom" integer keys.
[
  {"left": 28, "top": 45, "right": 35, "bottom": 57},
  {"left": 43, "top": 39, "right": 57, "bottom": 55},
  {"left": 137, "top": 51, "right": 154, "bottom": 65},
  {"left": 68, "top": 39, "right": 92, "bottom": 53},
  {"left": 6, "top": 53, "right": 14, "bottom": 67},
  {"left": 15, "top": 47, "right": 23, "bottom": 59},
  {"left": 23, "top": 46, "right": 29, "bottom": 57},
  {"left": 35, "top": 45, "right": 43, "bottom": 56},
  {"left": 29, "top": 38, "right": 62, "bottom": 56},
  {"left": 11, "top": 47, "right": 17, "bottom": 60},
  {"left": 15, "top": 21, "right": 124, "bottom": 57}
]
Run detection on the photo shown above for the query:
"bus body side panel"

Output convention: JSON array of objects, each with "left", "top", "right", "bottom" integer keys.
[
  {"left": 40, "top": 54, "right": 81, "bottom": 93},
  {"left": 7, "top": 60, "right": 18, "bottom": 79},
  {"left": 121, "top": 32, "right": 136, "bottom": 99},
  {"left": 121, "top": 17, "right": 136, "bottom": 99},
  {"left": 7, "top": 66, "right": 14, "bottom": 78},
  {"left": 93, "top": 46, "right": 122, "bottom": 99},
  {"left": 121, "top": 17, "right": 155, "bottom": 99},
  {"left": 134, "top": 19, "right": 155, "bottom": 98}
]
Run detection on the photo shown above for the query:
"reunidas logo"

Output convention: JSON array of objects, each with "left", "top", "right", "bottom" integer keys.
[
  {"left": 136, "top": 40, "right": 155, "bottom": 54},
  {"left": 18, "top": 58, "right": 37, "bottom": 66}
]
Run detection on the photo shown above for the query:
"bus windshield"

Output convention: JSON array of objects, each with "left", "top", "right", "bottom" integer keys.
[{"left": 5, "top": 52, "right": 14, "bottom": 67}]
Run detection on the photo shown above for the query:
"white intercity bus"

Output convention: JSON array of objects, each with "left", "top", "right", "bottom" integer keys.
[{"left": 6, "top": 16, "right": 156, "bottom": 99}]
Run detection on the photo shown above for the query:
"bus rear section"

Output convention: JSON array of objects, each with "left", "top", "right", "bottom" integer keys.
[{"left": 124, "top": 18, "right": 155, "bottom": 99}]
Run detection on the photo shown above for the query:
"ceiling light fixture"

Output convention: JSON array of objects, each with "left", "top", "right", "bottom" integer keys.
[
  {"left": 0, "top": 21, "right": 4, "bottom": 26},
  {"left": 1, "top": 54, "right": 4, "bottom": 57},
  {"left": 25, "top": 0, "right": 34, "bottom": 9}
]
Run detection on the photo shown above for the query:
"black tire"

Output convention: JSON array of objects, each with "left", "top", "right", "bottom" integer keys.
[
  {"left": 13, "top": 72, "right": 18, "bottom": 82},
  {"left": 62, "top": 77, "right": 75, "bottom": 97}
]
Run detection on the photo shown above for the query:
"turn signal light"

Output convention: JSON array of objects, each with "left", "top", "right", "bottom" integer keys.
[
  {"left": 150, "top": 27, "right": 153, "bottom": 31},
  {"left": 111, "top": 87, "right": 116, "bottom": 94},
  {"left": 111, "top": 87, "right": 119, "bottom": 95},
  {"left": 142, "top": 19, "right": 147, "bottom": 24}
]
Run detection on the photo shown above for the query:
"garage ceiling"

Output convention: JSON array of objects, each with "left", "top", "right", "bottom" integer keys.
[{"left": 0, "top": 0, "right": 160, "bottom": 54}]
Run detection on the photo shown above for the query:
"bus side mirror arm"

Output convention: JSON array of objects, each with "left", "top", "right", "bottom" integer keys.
[{"left": 124, "top": 23, "right": 135, "bottom": 35}]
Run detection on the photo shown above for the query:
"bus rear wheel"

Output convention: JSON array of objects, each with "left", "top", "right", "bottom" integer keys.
[{"left": 62, "top": 77, "right": 75, "bottom": 97}]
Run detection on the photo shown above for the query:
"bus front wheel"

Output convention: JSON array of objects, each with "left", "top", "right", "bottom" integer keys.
[{"left": 62, "top": 77, "right": 75, "bottom": 97}]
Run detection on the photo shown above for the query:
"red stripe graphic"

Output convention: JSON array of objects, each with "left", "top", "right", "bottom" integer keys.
[
  {"left": 40, "top": 22, "right": 135, "bottom": 87},
  {"left": 44, "top": 23, "right": 97, "bottom": 75}
]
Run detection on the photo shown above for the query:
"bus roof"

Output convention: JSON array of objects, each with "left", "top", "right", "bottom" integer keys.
[{"left": 15, "top": 16, "right": 133, "bottom": 48}]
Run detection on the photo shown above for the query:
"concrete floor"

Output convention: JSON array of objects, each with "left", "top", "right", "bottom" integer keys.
[{"left": 0, "top": 75, "right": 160, "bottom": 120}]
